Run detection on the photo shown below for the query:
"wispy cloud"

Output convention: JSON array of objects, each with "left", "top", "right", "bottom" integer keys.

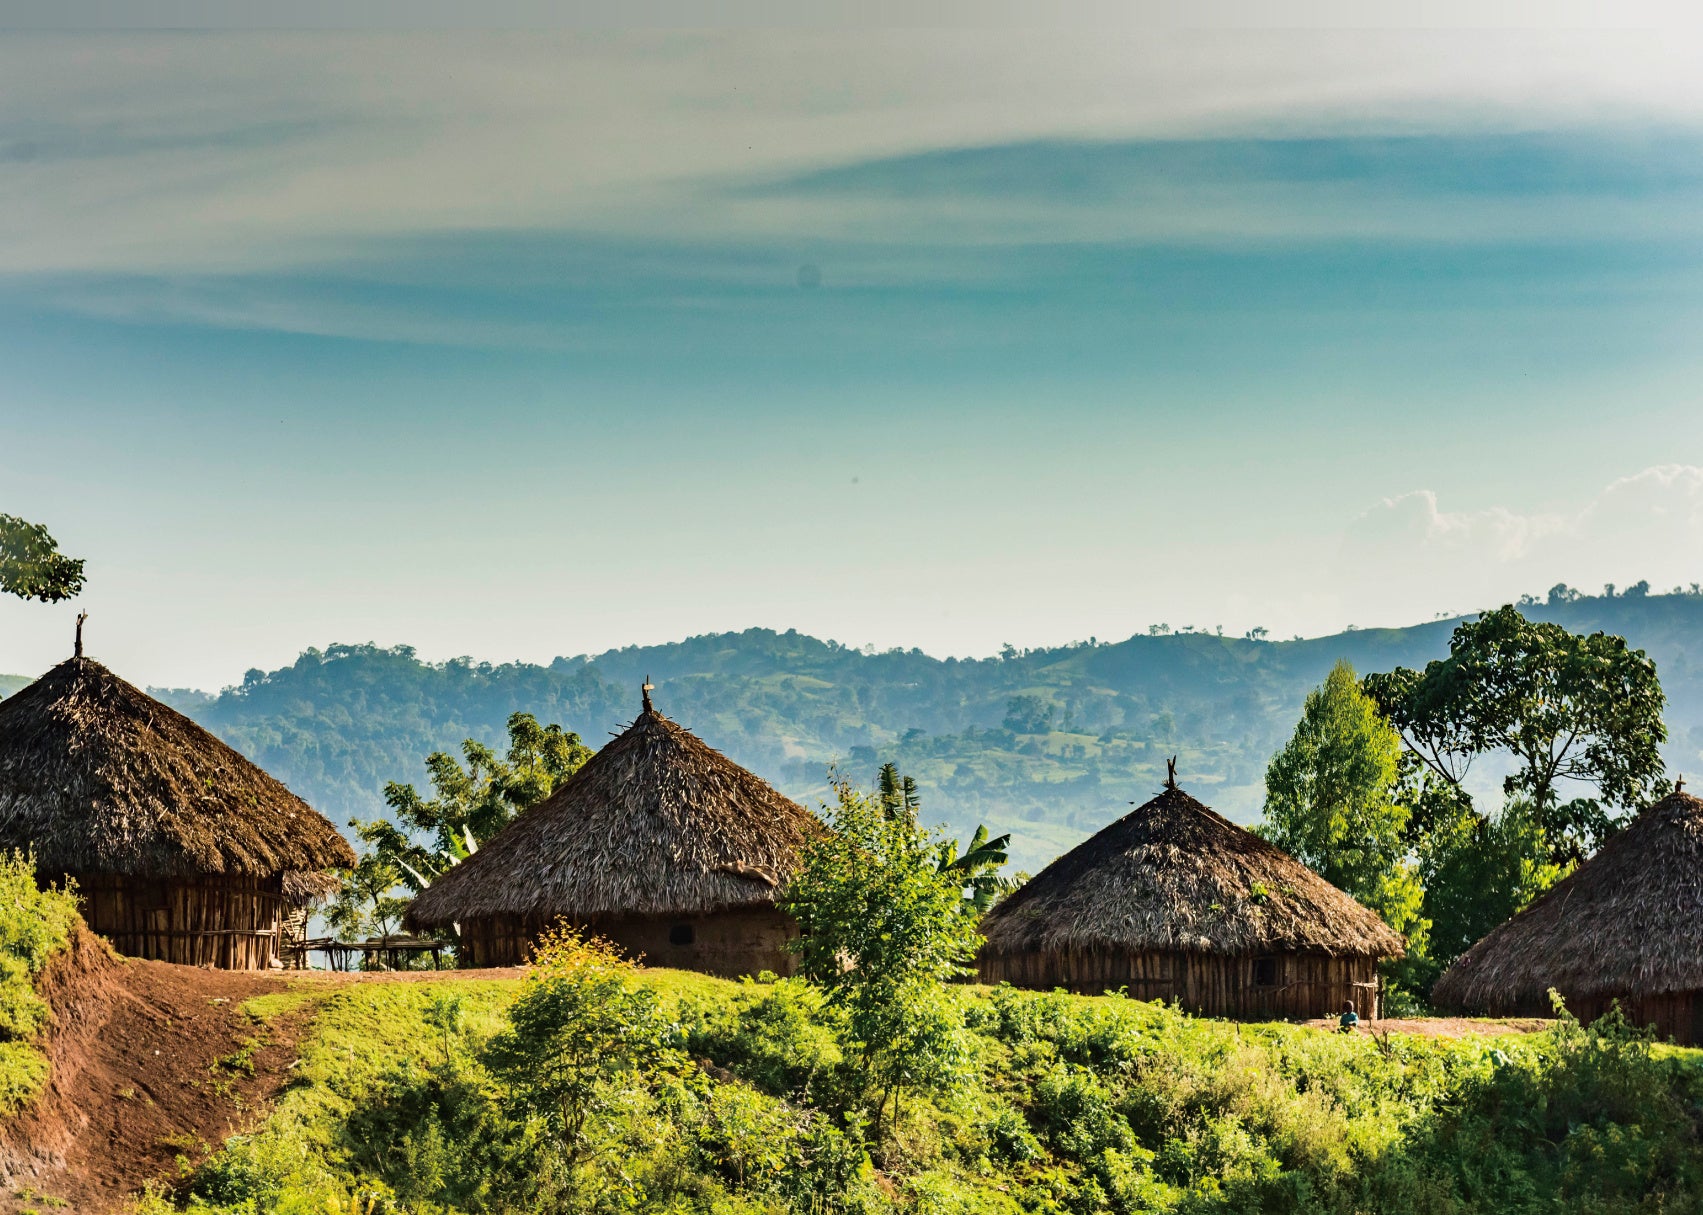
[
  {"left": 1341, "top": 467, "right": 1703, "bottom": 620},
  {"left": 6, "top": 30, "right": 1703, "bottom": 276}
]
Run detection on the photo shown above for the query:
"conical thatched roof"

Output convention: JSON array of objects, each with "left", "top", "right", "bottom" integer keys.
[
  {"left": 1433, "top": 790, "right": 1703, "bottom": 1011},
  {"left": 406, "top": 696, "right": 822, "bottom": 929},
  {"left": 0, "top": 656, "right": 354, "bottom": 879},
  {"left": 979, "top": 783, "right": 1405, "bottom": 958}
]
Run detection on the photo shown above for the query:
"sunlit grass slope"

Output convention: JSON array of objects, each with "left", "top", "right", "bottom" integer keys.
[{"left": 139, "top": 963, "right": 1703, "bottom": 1215}]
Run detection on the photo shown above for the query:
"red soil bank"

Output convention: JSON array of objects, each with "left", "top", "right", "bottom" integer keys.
[{"left": 0, "top": 930, "right": 304, "bottom": 1214}]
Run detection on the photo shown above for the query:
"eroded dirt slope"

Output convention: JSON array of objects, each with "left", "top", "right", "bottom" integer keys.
[{"left": 1, "top": 931, "right": 307, "bottom": 1214}]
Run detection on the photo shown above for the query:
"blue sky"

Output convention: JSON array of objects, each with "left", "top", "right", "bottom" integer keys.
[{"left": 2, "top": 26, "right": 1703, "bottom": 688}]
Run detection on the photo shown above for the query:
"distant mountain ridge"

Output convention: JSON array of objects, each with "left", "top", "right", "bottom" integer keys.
[{"left": 6, "top": 591, "right": 1701, "bottom": 870}]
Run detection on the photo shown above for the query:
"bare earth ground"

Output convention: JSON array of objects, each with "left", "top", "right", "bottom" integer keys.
[
  {"left": 2, "top": 946, "right": 1549, "bottom": 1214},
  {"left": 1, "top": 932, "right": 300, "bottom": 1215},
  {"left": 0, "top": 944, "right": 529, "bottom": 1215},
  {"left": 1302, "top": 1015, "right": 1552, "bottom": 1038}
]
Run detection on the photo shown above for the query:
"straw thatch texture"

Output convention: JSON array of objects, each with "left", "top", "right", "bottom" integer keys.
[
  {"left": 1433, "top": 791, "right": 1703, "bottom": 1040},
  {"left": 981, "top": 784, "right": 1405, "bottom": 958},
  {"left": 406, "top": 700, "right": 822, "bottom": 972},
  {"left": 0, "top": 657, "right": 354, "bottom": 879},
  {"left": 281, "top": 869, "right": 343, "bottom": 906},
  {"left": 978, "top": 784, "right": 1404, "bottom": 1016}
]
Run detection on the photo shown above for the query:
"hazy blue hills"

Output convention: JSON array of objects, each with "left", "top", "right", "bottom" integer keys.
[{"left": 7, "top": 590, "right": 1703, "bottom": 870}]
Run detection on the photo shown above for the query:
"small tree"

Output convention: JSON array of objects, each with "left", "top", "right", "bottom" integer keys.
[
  {"left": 325, "top": 850, "right": 409, "bottom": 945},
  {"left": 482, "top": 927, "right": 681, "bottom": 1169},
  {"left": 0, "top": 514, "right": 84, "bottom": 602},
  {"left": 877, "top": 763, "right": 1016, "bottom": 913},
  {"left": 1262, "top": 661, "right": 1428, "bottom": 957},
  {"left": 356, "top": 712, "right": 592, "bottom": 898},
  {"left": 782, "top": 774, "right": 983, "bottom": 1136}
]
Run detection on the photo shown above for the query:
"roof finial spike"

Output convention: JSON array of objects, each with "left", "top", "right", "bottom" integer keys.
[
  {"left": 1677, "top": 775, "right": 1686, "bottom": 793},
  {"left": 641, "top": 675, "right": 654, "bottom": 713},
  {"left": 74, "top": 611, "right": 87, "bottom": 659},
  {"left": 1165, "top": 755, "right": 1177, "bottom": 790}
]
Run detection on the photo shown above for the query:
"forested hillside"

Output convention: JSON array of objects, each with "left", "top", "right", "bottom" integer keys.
[{"left": 12, "top": 588, "right": 1703, "bottom": 870}]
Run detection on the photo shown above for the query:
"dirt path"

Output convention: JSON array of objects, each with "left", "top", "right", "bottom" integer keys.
[
  {"left": 0, "top": 944, "right": 535, "bottom": 1214},
  {"left": 1302, "top": 1015, "right": 1551, "bottom": 1039},
  {"left": 0, "top": 932, "right": 306, "bottom": 1215}
]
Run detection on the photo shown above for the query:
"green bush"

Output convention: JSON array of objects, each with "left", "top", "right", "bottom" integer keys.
[
  {"left": 1411, "top": 1002, "right": 1703, "bottom": 1211},
  {"left": 0, "top": 850, "right": 80, "bottom": 1117},
  {"left": 685, "top": 977, "right": 847, "bottom": 1102},
  {"left": 152, "top": 968, "right": 1703, "bottom": 1215}
]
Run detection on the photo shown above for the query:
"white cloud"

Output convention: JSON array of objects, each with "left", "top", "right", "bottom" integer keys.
[{"left": 1340, "top": 465, "right": 1703, "bottom": 622}]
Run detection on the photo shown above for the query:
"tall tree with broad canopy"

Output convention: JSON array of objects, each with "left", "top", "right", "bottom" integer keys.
[
  {"left": 0, "top": 514, "right": 84, "bottom": 603},
  {"left": 1364, "top": 604, "right": 1667, "bottom": 865},
  {"left": 1345, "top": 606, "right": 1669, "bottom": 982},
  {"left": 1261, "top": 660, "right": 1428, "bottom": 963}
]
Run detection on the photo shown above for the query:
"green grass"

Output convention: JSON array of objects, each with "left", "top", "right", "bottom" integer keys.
[
  {"left": 239, "top": 989, "right": 330, "bottom": 1024},
  {"left": 136, "top": 963, "right": 1703, "bottom": 1215},
  {"left": 0, "top": 851, "right": 80, "bottom": 1118}
]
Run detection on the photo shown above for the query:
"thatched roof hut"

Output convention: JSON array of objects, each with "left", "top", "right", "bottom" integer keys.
[
  {"left": 0, "top": 654, "right": 354, "bottom": 968},
  {"left": 1433, "top": 789, "right": 1703, "bottom": 1043},
  {"left": 978, "top": 777, "right": 1405, "bottom": 1018},
  {"left": 406, "top": 690, "right": 822, "bottom": 974}
]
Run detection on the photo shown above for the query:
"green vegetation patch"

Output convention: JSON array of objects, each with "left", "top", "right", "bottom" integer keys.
[
  {"left": 142, "top": 963, "right": 1703, "bottom": 1215},
  {"left": 0, "top": 850, "right": 81, "bottom": 1117},
  {"left": 240, "top": 988, "right": 328, "bottom": 1025}
]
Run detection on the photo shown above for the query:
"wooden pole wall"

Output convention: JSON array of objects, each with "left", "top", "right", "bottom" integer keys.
[
  {"left": 71, "top": 873, "right": 285, "bottom": 970},
  {"left": 979, "top": 947, "right": 1385, "bottom": 1020},
  {"left": 455, "top": 909, "right": 800, "bottom": 977}
]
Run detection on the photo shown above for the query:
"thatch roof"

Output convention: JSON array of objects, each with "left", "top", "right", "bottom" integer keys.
[
  {"left": 979, "top": 782, "right": 1405, "bottom": 959},
  {"left": 0, "top": 656, "right": 354, "bottom": 880},
  {"left": 1433, "top": 790, "right": 1703, "bottom": 1011},
  {"left": 406, "top": 695, "right": 822, "bottom": 929},
  {"left": 281, "top": 869, "right": 343, "bottom": 905}
]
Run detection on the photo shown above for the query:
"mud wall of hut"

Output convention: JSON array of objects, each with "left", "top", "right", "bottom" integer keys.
[
  {"left": 979, "top": 948, "right": 1383, "bottom": 1020},
  {"left": 457, "top": 907, "right": 799, "bottom": 977},
  {"left": 71, "top": 873, "right": 284, "bottom": 970}
]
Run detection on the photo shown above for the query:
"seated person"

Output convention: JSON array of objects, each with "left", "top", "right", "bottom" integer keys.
[{"left": 1338, "top": 1001, "right": 1360, "bottom": 1032}]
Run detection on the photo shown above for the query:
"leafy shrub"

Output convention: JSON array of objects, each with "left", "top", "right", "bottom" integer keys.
[
  {"left": 1413, "top": 1001, "right": 1703, "bottom": 1211},
  {"left": 981, "top": 1102, "right": 1042, "bottom": 1165},
  {"left": 152, "top": 962, "right": 1703, "bottom": 1215},
  {"left": 481, "top": 925, "right": 684, "bottom": 1162},
  {"left": 0, "top": 850, "right": 79, "bottom": 1116},
  {"left": 685, "top": 977, "right": 846, "bottom": 1101},
  {"left": 339, "top": 1055, "right": 543, "bottom": 1212}
]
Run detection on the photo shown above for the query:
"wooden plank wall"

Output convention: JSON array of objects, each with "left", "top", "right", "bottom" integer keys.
[
  {"left": 457, "top": 908, "right": 800, "bottom": 977},
  {"left": 979, "top": 948, "right": 1383, "bottom": 1020},
  {"left": 72, "top": 873, "right": 285, "bottom": 970}
]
